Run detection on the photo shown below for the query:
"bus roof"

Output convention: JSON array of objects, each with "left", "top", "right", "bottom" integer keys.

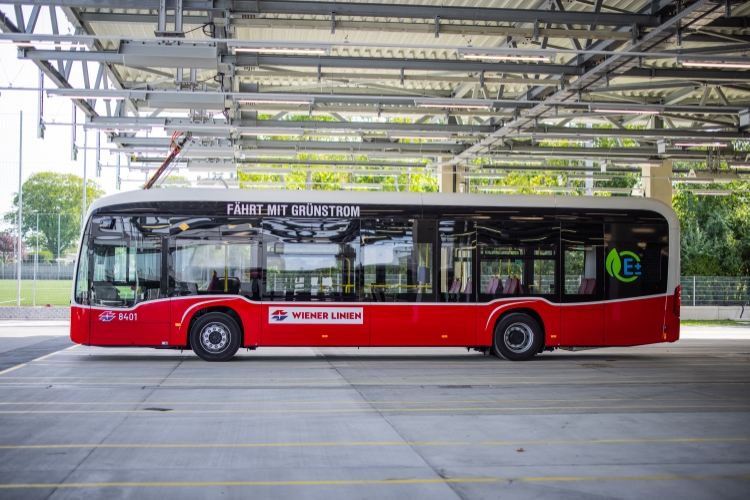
[{"left": 87, "top": 188, "right": 678, "bottom": 228}]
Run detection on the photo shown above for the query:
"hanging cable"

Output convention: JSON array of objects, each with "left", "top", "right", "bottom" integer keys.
[{"left": 143, "top": 131, "right": 191, "bottom": 189}]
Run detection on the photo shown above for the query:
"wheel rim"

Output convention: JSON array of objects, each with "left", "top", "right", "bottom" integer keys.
[
  {"left": 503, "top": 322, "right": 533, "bottom": 353},
  {"left": 200, "top": 322, "right": 230, "bottom": 353}
]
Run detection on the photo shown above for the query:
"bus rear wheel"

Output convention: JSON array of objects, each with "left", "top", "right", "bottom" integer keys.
[
  {"left": 190, "top": 313, "right": 241, "bottom": 362},
  {"left": 492, "top": 313, "right": 542, "bottom": 361}
]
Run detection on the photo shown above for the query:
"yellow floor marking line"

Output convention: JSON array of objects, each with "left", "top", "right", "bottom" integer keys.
[
  {"left": 0, "top": 404, "right": 747, "bottom": 415},
  {"left": 0, "top": 475, "right": 749, "bottom": 489},
  {"left": 32, "top": 349, "right": 70, "bottom": 362},
  {"left": 1, "top": 437, "right": 748, "bottom": 451},
  {"left": 0, "top": 364, "right": 26, "bottom": 376}
]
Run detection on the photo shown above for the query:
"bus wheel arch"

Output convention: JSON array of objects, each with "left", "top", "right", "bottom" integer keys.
[
  {"left": 187, "top": 307, "right": 244, "bottom": 361},
  {"left": 491, "top": 308, "right": 545, "bottom": 361}
]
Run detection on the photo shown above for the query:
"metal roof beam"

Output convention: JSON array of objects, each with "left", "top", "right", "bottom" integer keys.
[
  {"left": 0, "top": 9, "right": 98, "bottom": 118},
  {"left": 75, "top": 13, "right": 637, "bottom": 41},
  {"left": 14, "top": 1, "right": 661, "bottom": 27},
  {"left": 520, "top": 126, "right": 748, "bottom": 141},
  {"left": 452, "top": 0, "right": 728, "bottom": 164}
]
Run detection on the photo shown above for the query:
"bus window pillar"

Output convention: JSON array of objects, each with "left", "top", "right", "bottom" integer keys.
[{"left": 642, "top": 160, "right": 673, "bottom": 206}]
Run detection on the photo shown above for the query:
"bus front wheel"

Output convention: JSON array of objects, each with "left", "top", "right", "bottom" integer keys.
[
  {"left": 190, "top": 312, "right": 241, "bottom": 362},
  {"left": 492, "top": 313, "right": 542, "bottom": 361}
]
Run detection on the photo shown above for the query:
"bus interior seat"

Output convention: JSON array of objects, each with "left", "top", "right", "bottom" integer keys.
[
  {"left": 484, "top": 277, "right": 495, "bottom": 294},
  {"left": 584, "top": 278, "right": 596, "bottom": 295},
  {"left": 504, "top": 277, "right": 520, "bottom": 295},
  {"left": 207, "top": 275, "right": 241, "bottom": 294},
  {"left": 463, "top": 279, "right": 472, "bottom": 294},
  {"left": 489, "top": 277, "right": 502, "bottom": 295},
  {"left": 502, "top": 278, "right": 512, "bottom": 295},
  {"left": 578, "top": 278, "right": 589, "bottom": 294}
]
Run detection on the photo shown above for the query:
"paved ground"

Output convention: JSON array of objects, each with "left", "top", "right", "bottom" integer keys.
[{"left": 0, "top": 322, "right": 749, "bottom": 499}]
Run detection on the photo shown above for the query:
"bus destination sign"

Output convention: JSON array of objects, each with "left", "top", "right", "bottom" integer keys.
[{"left": 227, "top": 202, "right": 360, "bottom": 217}]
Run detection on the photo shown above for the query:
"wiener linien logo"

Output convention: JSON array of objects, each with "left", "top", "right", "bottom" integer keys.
[{"left": 606, "top": 248, "right": 642, "bottom": 282}]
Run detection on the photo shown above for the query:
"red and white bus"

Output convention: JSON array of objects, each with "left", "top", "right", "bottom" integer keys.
[{"left": 70, "top": 190, "right": 680, "bottom": 361}]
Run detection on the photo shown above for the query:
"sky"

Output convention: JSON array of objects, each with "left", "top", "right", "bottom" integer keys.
[{"left": 0, "top": 4, "right": 154, "bottom": 223}]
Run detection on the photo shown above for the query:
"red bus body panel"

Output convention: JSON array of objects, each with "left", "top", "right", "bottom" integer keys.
[
  {"left": 70, "top": 305, "right": 90, "bottom": 345},
  {"left": 72, "top": 295, "right": 674, "bottom": 350},
  {"left": 90, "top": 300, "right": 171, "bottom": 346},
  {"left": 170, "top": 296, "right": 262, "bottom": 347},
  {"left": 370, "top": 304, "right": 475, "bottom": 346},
  {"left": 603, "top": 295, "right": 668, "bottom": 346}
]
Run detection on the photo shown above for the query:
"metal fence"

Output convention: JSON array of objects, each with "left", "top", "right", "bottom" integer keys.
[
  {"left": 680, "top": 276, "right": 750, "bottom": 307},
  {"left": 0, "top": 263, "right": 74, "bottom": 307}
]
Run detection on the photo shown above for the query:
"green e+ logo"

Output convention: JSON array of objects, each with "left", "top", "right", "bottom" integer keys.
[{"left": 606, "top": 248, "right": 642, "bottom": 283}]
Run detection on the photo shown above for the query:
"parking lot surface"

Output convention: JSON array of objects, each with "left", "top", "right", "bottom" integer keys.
[{"left": 0, "top": 323, "right": 749, "bottom": 499}]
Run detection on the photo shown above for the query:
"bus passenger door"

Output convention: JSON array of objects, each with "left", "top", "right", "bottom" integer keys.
[
  {"left": 559, "top": 224, "right": 604, "bottom": 346},
  {"left": 364, "top": 219, "right": 475, "bottom": 347},
  {"left": 261, "top": 217, "right": 367, "bottom": 347},
  {"left": 89, "top": 216, "right": 171, "bottom": 346}
]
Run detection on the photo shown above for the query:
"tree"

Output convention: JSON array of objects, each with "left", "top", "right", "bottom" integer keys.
[
  {"left": 4, "top": 172, "right": 105, "bottom": 256},
  {"left": 672, "top": 183, "right": 750, "bottom": 276},
  {"left": 0, "top": 231, "right": 26, "bottom": 263}
]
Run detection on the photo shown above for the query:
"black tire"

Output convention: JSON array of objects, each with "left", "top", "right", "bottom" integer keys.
[
  {"left": 190, "top": 312, "right": 241, "bottom": 362},
  {"left": 492, "top": 313, "right": 543, "bottom": 361}
]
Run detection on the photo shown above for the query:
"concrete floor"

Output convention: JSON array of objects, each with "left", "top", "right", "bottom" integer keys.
[{"left": 0, "top": 323, "right": 749, "bottom": 499}]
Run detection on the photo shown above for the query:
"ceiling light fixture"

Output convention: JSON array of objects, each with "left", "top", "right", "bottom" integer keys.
[
  {"left": 461, "top": 54, "right": 550, "bottom": 62},
  {"left": 674, "top": 142, "right": 729, "bottom": 147},
  {"left": 53, "top": 95, "right": 127, "bottom": 100},
  {"left": 593, "top": 108, "right": 660, "bottom": 115},
  {"left": 387, "top": 132, "right": 453, "bottom": 140},
  {"left": 417, "top": 103, "right": 491, "bottom": 109},
  {"left": 681, "top": 61, "right": 750, "bottom": 69},
  {"left": 11, "top": 41, "right": 85, "bottom": 48},
  {"left": 238, "top": 99, "right": 313, "bottom": 105},
  {"left": 234, "top": 47, "right": 328, "bottom": 55}
]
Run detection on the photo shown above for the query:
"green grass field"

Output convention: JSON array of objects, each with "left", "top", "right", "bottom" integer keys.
[
  {"left": 680, "top": 319, "right": 749, "bottom": 326},
  {"left": 0, "top": 280, "right": 72, "bottom": 306}
]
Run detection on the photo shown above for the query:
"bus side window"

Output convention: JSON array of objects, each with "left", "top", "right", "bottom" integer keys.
[
  {"left": 90, "top": 216, "right": 167, "bottom": 308},
  {"left": 476, "top": 222, "right": 559, "bottom": 302},
  {"left": 74, "top": 224, "right": 91, "bottom": 305},
  {"left": 261, "top": 218, "right": 360, "bottom": 302},
  {"left": 362, "top": 219, "right": 436, "bottom": 303},
  {"left": 439, "top": 220, "right": 475, "bottom": 303},
  {"left": 561, "top": 224, "right": 604, "bottom": 303},
  {"left": 169, "top": 218, "right": 262, "bottom": 298}
]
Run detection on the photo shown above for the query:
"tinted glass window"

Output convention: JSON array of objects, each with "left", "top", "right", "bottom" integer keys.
[
  {"left": 169, "top": 218, "right": 262, "bottom": 298},
  {"left": 263, "top": 218, "right": 360, "bottom": 302},
  {"left": 439, "top": 220, "right": 475, "bottom": 302},
  {"left": 561, "top": 224, "right": 604, "bottom": 302},
  {"left": 477, "top": 222, "right": 559, "bottom": 302},
  {"left": 605, "top": 223, "right": 669, "bottom": 299},
  {"left": 74, "top": 224, "right": 90, "bottom": 305},
  {"left": 362, "top": 219, "right": 436, "bottom": 302},
  {"left": 90, "top": 216, "right": 167, "bottom": 307}
]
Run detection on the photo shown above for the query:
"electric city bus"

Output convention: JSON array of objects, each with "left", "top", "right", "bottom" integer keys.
[{"left": 70, "top": 189, "right": 680, "bottom": 361}]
